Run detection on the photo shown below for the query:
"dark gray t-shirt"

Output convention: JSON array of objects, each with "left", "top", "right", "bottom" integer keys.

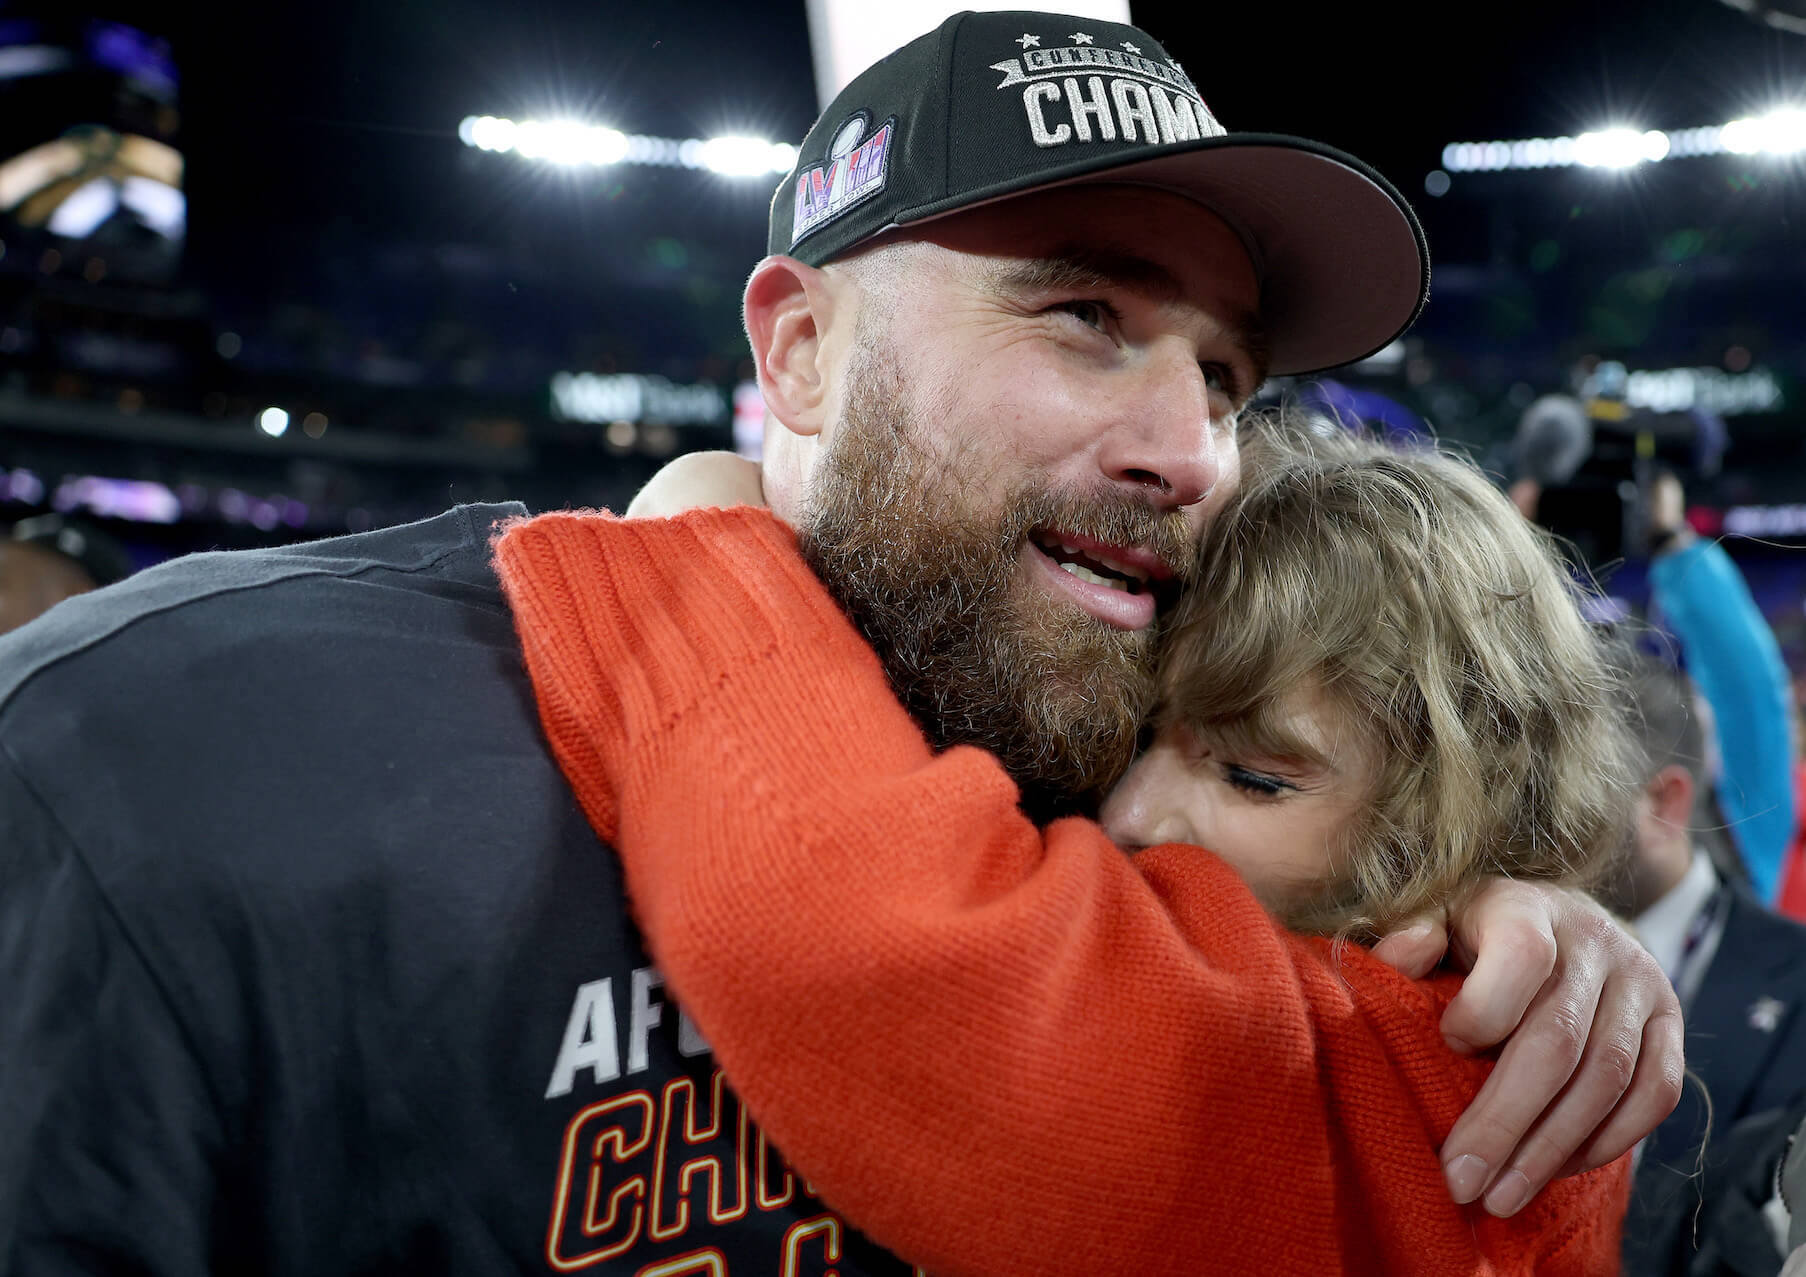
[{"left": 0, "top": 504, "right": 912, "bottom": 1276}]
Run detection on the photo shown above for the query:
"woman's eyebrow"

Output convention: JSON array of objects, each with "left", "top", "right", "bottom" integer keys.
[{"left": 1195, "top": 722, "right": 1332, "bottom": 774}]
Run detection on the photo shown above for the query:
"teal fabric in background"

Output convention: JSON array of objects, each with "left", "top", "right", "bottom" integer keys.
[{"left": 1651, "top": 538, "right": 1797, "bottom": 904}]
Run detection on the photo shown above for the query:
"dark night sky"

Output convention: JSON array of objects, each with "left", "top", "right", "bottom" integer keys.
[
  {"left": 42, "top": 0, "right": 1795, "bottom": 351},
  {"left": 138, "top": 0, "right": 1805, "bottom": 236}
]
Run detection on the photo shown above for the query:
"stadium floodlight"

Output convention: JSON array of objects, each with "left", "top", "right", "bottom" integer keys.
[
  {"left": 695, "top": 135, "right": 798, "bottom": 176},
  {"left": 1768, "top": 107, "right": 1806, "bottom": 152},
  {"left": 1574, "top": 127, "right": 1670, "bottom": 169},
  {"left": 257, "top": 407, "right": 289, "bottom": 438},
  {"left": 1441, "top": 106, "right": 1806, "bottom": 174},
  {"left": 1721, "top": 117, "right": 1763, "bottom": 153},
  {"left": 1722, "top": 107, "right": 1806, "bottom": 155},
  {"left": 514, "top": 119, "right": 628, "bottom": 166},
  {"left": 459, "top": 114, "right": 796, "bottom": 176},
  {"left": 464, "top": 115, "right": 518, "bottom": 153},
  {"left": 1667, "top": 125, "right": 1728, "bottom": 157}
]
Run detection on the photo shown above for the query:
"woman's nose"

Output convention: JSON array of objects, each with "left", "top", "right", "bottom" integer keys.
[{"left": 1099, "top": 742, "right": 1195, "bottom": 849}]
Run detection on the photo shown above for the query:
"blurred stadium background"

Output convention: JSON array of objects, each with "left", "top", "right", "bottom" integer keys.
[{"left": 5, "top": 0, "right": 1806, "bottom": 674}]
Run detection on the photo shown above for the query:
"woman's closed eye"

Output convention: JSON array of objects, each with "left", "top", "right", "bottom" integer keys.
[{"left": 1222, "top": 764, "right": 1296, "bottom": 799}]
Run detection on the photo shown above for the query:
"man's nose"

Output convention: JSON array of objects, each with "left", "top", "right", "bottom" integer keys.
[{"left": 1095, "top": 342, "right": 1233, "bottom": 511}]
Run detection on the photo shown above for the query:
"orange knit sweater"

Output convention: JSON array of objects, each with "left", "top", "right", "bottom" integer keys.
[{"left": 494, "top": 506, "right": 1630, "bottom": 1277}]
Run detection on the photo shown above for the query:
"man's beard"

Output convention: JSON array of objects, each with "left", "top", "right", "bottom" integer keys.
[{"left": 797, "top": 340, "right": 1193, "bottom": 821}]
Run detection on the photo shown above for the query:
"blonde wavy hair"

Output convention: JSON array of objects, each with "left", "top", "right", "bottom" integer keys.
[{"left": 1160, "top": 412, "right": 1640, "bottom": 940}]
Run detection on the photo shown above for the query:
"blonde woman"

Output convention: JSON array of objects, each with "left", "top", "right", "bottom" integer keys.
[
  {"left": 1108, "top": 419, "right": 1636, "bottom": 942},
  {"left": 496, "top": 419, "right": 1645, "bottom": 1276}
]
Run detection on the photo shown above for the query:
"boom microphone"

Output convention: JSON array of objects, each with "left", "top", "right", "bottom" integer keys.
[{"left": 1513, "top": 394, "right": 1594, "bottom": 486}]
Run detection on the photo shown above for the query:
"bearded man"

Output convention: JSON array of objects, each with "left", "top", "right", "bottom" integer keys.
[{"left": 0, "top": 11, "right": 1679, "bottom": 1275}]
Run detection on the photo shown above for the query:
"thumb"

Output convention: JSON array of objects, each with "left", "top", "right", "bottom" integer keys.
[{"left": 1370, "top": 914, "right": 1449, "bottom": 981}]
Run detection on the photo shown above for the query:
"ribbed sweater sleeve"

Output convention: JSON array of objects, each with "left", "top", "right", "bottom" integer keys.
[{"left": 494, "top": 507, "right": 1629, "bottom": 1277}]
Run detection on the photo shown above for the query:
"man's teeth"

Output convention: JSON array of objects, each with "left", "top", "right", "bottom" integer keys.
[
  {"left": 1037, "top": 535, "right": 1151, "bottom": 584},
  {"left": 1058, "top": 560, "right": 1129, "bottom": 591}
]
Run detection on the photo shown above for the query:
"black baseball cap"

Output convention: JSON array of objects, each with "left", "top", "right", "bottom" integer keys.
[{"left": 768, "top": 9, "right": 1429, "bottom": 377}]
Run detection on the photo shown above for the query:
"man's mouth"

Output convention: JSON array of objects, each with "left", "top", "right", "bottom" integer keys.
[
  {"left": 1028, "top": 530, "right": 1171, "bottom": 595},
  {"left": 1023, "top": 529, "right": 1177, "bottom": 631}
]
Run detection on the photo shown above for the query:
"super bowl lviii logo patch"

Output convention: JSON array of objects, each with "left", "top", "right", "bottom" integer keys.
[
  {"left": 791, "top": 112, "right": 895, "bottom": 246},
  {"left": 991, "top": 31, "right": 1225, "bottom": 150}
]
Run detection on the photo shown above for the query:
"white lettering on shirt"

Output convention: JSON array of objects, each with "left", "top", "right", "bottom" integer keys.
[
  {"left": 545, "top": 977, "right": 622, "bottom": 1098},
  {"left": 546, "top": 966, "right": 715, "bottom": 1100},
  {"left": 628, "top": 966, "right": 665, "bottom": 1073}
]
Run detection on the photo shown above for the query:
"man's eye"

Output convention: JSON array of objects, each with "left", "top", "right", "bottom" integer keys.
[
  {"left": 1050, "top": 299, "right": 1113, "bottom": 331},
  {"left": 1223, "top": 765, "right": 1292, "bottom": 798},
  {"left": 1200, "top": 362, "right": 1239, "bottom": 398}
]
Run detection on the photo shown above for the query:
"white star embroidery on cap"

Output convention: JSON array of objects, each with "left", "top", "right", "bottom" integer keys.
[
  {"left": 1749, "top": 996, "right": 1786, "bottom": 1032},
  {"left": 1121, "top": 41, "right": 1142, "bottom": 53},
  {"left": 1016, "top": 33, "right": 1041, "bottom": 48},
  {"left": 1070, "top": 32, "right": 1094, "bottom": 44}
]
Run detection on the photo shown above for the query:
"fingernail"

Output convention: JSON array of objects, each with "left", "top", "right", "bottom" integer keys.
[
  {"left": 1442, "top": 1032, "right": 1475, "bottom": 1057},
  {"left": 1483, "top": 1169, "right": 1532, "bottom": 1217},
  {"left": 1377, "top": 921, "right": 1432, "bottom": 954},
  {"left": 1445, "top": 1153, "right": 1489, "bottom": 1203}
]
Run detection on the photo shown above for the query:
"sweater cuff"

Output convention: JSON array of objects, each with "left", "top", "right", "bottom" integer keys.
[
  {"left": 599, "top": 505, "right": 877, "bottom": 698},
  {"left": 589, "top": 509, "right": 944, "bottom": 821},
  {"left": 497, "top": 504, "right": 907, "bottom": 774}
]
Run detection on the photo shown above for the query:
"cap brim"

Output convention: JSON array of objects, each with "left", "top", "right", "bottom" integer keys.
[{"left": 894, "top": 134, "right": 1429, "bottom": 378}]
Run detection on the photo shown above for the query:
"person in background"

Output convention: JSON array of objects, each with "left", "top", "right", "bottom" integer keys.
[
  {"left": 1788, "top": 1107, "right": 1806, "bottom": 1274},
  {"left": 1776, "top": 693, "right": 1806, "bottom": 922},
  {"left": 0, "top": 514, "right": 133, "bottom": 637},
  {"left": 1611, "top": 651, "right": 1806, "bottom": 1276},
  {"left": 1643, "top": 471, "right": 1796, "bottom": 906},
  {"left": 1668, "top": 1091, "right": 1806, "bottom": 1276}
]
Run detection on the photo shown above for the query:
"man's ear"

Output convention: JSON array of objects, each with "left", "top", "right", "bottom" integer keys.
[
  {"left": 1647, "top": 763, "right": 1695, "bottom": 830},
  {"left": 744, "top": 255, "right": 836, "bottom": 440}
]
